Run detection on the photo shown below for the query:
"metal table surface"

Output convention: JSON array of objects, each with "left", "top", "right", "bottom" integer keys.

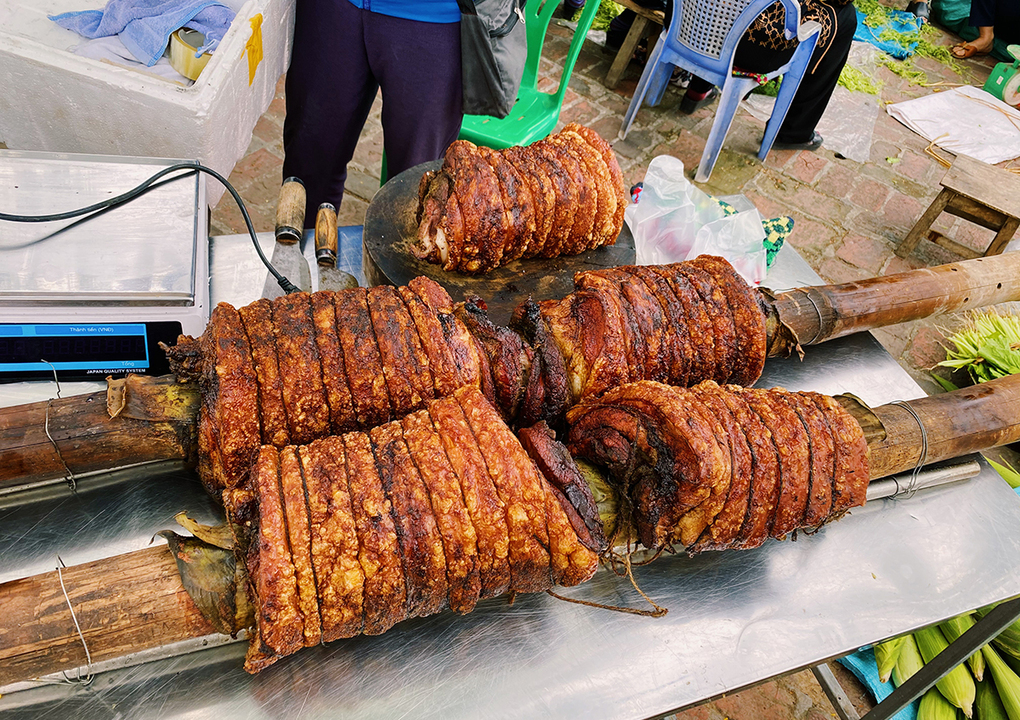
[{"left": 2, "top": 242, "right": 1020, "bottom": 719}]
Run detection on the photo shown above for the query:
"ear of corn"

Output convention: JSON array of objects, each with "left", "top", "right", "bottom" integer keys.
[
  {"left": 975, "top": 605, "right": 1020, "bottom": 660},
  {"left": 875, "top": 636, "right": 909, "bottom": 684},
  {"left": 914, "top": 625, "right": 976, "bottom": 718},
  {"left": 918, "top": 686, "right": 963, "bottom": 720},
  {"left": 940, "top": 614, "right": 985, "bottom": 682},
  {"left": 976, "top": 678, "right": 1010, "bottom": 720},
  {"left": 894, "top": 634, "right": 926, "bottom": 687},
  {"left": 983, "top": 644, "right": 1020, "bottom": 720}
]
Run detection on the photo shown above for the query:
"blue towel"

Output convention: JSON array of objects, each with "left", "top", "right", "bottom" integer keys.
[
  {"left": 837, "top": 648, "right": 918, "bottom": 720},
  {"left": 50, "top": 0, "right": 235, "bottom": 67},
  {"left": 853, "top": 8, "right": 922, "bottom": 60}
]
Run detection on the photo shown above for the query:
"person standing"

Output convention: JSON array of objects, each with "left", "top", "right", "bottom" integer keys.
[{"left": 282, "top": 0, "right": 463, "bottom": 228}]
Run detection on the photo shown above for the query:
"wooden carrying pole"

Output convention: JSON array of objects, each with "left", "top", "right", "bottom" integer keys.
[
  {"left": 766, "top": 251, "right": 1020, "bottom": 355},
  {"left": 3, "top": 375, "right": 1020, "bottom": 688}
]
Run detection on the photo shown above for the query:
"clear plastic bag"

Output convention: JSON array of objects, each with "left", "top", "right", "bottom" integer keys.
[{"left": 626, "top": 155, "right": 767, "bottom": 284}]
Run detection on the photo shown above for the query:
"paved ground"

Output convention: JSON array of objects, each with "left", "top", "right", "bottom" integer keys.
[{"left": 210, "top": 12, "right": 1010, "bottom": 719}]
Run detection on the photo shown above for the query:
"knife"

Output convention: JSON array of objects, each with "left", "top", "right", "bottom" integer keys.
[
  {"left": 314, "top": 202, "right": 359, "bottom": 292},
  {"left": 262, "top": 176, "right": 313, "bottom": 299}
]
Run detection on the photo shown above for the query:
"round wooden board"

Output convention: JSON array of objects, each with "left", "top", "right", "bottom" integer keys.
[{"left": 363, "top": 160, "right": 635, "bottom": 326}]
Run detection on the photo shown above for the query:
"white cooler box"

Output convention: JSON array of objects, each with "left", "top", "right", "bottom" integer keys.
[{"left": 0, "top": 0, "right": 294, "bottom": 205}]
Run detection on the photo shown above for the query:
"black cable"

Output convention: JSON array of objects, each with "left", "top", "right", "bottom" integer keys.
[{"left": 0, "top": 160, "right": 299, "bottom": 295}]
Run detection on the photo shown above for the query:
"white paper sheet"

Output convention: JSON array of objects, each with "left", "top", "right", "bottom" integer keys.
[{"left": 887, "top": 85, "right": 1020, "bottom": 164}]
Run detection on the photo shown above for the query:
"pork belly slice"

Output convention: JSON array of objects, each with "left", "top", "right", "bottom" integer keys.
[
  {"left": 717, "top": 387, "right": 780, "bottom": 551},
  {"left": 238, "top": 298, "right": 290, "bottom": 447},
  {"left": 427, "top": 395, "right": 512, "bottom": 599},
  {"left": 397, "top": 284, "right": 461, "bottom": 398},
  {"left": 248, "top": 446, "right": 304, "bottom": 659},
  {"left": 367, "top": 285, "right": 435, "bottom": 417},
  {"left": 689, "top": 255, "right": 767, "bottom": 386},
  {"left": 271, "top": 293, "right": 331, "bottom": 445},
  {"left": 785, "top": 392, "right": 835, "bottom": 529},
  {"left": 444, "top": 140, "right": 507, "bottom": 273},
  {"left": 622, "top": 266, "right": 692, "bottom": 387},
  {"left": 559, "top": 128, "right": 616, "bottom": 246},
  {"left": 341, "top": 432, "right": 408, "bottom": 635},
  {"left": 279, "top": 446, "right": 323, "bottom": 646},
  {"left": 805, "top": 392, "right": 870, "bottom": 519},
  {"left": 566, "top": 123, "right": 626, "bottom": 240},
  {"left": 401, "top": 409, "right": 482, "bottom": 614},
  {"left": 309, "top": 291, "right": 358, "bottom": 435},
  {"left": 508, "top": 298, "right": 571, "bottom": 428},
  {"left": 546, "top": 134, "right": 597, "bottom": 255},
  {"left": 201, "top": 303, "right": 260, "bottom": 492},
  {"left": 456, "top": 386, "right": 552, "bottom": 593},
  {"left": 570, "top": 272, "right": 644, "bottom": 391},
  {"left": 369, "top": 421, "right": 449, "bottom": 619},
  {"left": 334, "top": 287, "right": 394, "bottom": 428},
  {"left": 503, "top": 145, "right": 556, "bottom": 257},
  {"left": 736, "top": 388, "right": 810, "bottom": 540},
  {"left": 689, "top": 382, "right": 752, "bottom": 552},
  {"left": 674, "top": 264, "right": 735, "bottom": 385},
  {"left": 408, "top": 276, "right": 483, "bottom": 391},
  {"left": 298, "top": 439, "right": 365, "bottom": 641},
  {"left": 478, "top": 144, "right": 535, "bottom": 264},
  {"left": 530, "top": 139, "right": 579, "bottom": 258}
]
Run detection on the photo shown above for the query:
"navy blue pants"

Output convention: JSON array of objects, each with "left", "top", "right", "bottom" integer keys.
[
  {"left": 282, "top": 1, "right": 463, "bottom": 228},
  {"left": 970, "top": 0, "right": 1020, "bottom": 43}
]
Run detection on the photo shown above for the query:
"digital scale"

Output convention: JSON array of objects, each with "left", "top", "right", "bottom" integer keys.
[
  {"left": 0, "top": 150, "right": 210, "bottom": 383},
  {"left": 984, "top": 44, "right": 1020, "bottom": 107}
]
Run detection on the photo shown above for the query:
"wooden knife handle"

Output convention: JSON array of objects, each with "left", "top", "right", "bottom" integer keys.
[
  {"left": 315, "top": 202, "right": 338, "bottom": 267},
  {"left": 275, "top": 177, "right": 305, "bottom": 244}
]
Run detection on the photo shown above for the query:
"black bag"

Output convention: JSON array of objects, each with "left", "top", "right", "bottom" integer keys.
[{"left": 456, "top": 0, "right": 528, "bottom": 118}]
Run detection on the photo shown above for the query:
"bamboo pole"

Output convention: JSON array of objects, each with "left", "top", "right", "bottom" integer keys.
[
  {"left": 847, "top": 373, "right": 1020, "bottom": 481},
  {"left": 0, "top": 375, "right": 197, "bottom": 492},
  {"left": 765, "top": 252, "right": 1020, "bottom": 357},
  {"left": 0, "top": 546, "right": 214, "bottom": 688}
]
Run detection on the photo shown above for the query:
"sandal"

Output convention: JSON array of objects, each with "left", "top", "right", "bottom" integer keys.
[
  {"left": 951, "top": 42, "right": 989, "bottom": 59},
  {"left": 772, "top": 131, "right": 823, "bottom": 151}
]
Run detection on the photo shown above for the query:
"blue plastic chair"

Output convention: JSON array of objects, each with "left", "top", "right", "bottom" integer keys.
[{"left": 620, "top": 0, "right": 821, "bottom": 183}]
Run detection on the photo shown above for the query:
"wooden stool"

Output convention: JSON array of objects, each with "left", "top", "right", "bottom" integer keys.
[
  {"left": 896, "top": 153, "right": 1020, "bottom": 260},
  {"left": 604, "top": 0, "right": 665, "bottom": 90}
]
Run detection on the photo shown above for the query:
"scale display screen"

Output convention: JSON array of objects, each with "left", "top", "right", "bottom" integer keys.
[{"left": 0, "top": 321, "right": 181, "bottom": 382}]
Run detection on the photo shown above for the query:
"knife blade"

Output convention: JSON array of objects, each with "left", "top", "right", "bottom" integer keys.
[
  {"left": 263, "top": 176, "right": 313, "bottom": 299},
  {"left": 314, "top": 202, "right": 359, "bottom": 292}
]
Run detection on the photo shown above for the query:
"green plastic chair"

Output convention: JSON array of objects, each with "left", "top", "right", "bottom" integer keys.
[
  {"left": 380, "top": 4, "right": 600, "bottom": 184},
  {"left": 457, "top": 1, "right": 602, "bottom": 149}
]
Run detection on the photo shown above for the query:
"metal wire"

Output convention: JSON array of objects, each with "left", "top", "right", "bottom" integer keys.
[
  {"left": 56, "top": 556, "right": 95, "bottom": 686},
  {"left": 888, "top": 400, "right": 928, "bottom": 499}
]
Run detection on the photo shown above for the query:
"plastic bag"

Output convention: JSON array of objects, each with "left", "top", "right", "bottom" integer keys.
[{"left": 626, "top": 155, "right": 767, "bottom": 284}]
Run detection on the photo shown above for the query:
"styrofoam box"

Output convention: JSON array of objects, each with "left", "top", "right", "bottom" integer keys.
[{"left": 0, "top": 0, "right": 294, "bottom": 205}]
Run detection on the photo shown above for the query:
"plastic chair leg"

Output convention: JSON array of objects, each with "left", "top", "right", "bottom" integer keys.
[
  {"left": 693, "top": 77, "right": 756, "bottom": 183},
  {"left": 758, "top": 36, "right": 819, "bottom": 161},
  {"left": 620, "top": 40, "right": 673, "bottom": 139}
]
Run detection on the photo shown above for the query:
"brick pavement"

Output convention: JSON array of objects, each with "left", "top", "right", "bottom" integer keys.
[{"left": 210, "top": 14, "right": 1011, "bottom": 719}]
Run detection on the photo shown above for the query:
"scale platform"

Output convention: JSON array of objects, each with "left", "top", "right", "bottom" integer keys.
[{"left": 0, "top": 150, "right": 210, "bottom": 383}]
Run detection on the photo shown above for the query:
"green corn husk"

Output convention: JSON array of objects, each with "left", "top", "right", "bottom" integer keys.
[
  {"left": 915, "top": 626, "right": 976, "bottom": 717},
  {"left": 876, "top": 636, "right": 909, "bottom": 683},
  {"left": 938, "top": 311, "right": 1020, "bottom": 385},
  {"left": 986, "top": 458, "right": 1020, "bottom": 490},
  {"left": 918, "top": 686, "right": 963, "bottom": 720},
  {"left": 940, "top": 614, "right": 985, "bottom": 681},
  {"left": 977, "top": 678, "right": 1011, "bottom": 720},
  {"left": 895, "top": 634, "right": 926, "bottom": 687},
  {"left": 983, "top": 644, "right": 1020, "bottom": 720},
  {"left": 975, "top": 605, "right": 1020, "bottom": 661}
]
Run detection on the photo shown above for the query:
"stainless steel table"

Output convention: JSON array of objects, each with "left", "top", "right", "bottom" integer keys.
[{"left": 2, "top": 242, "right": 1020, "bottom": 720}]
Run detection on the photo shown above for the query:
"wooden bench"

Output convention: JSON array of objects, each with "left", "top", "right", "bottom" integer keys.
[
  {"left": 604, "top": 0, "right": 665, "bottom": 90},
  {"left": 896, "top": 153, "right": 1020, "bottom": 260}
]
